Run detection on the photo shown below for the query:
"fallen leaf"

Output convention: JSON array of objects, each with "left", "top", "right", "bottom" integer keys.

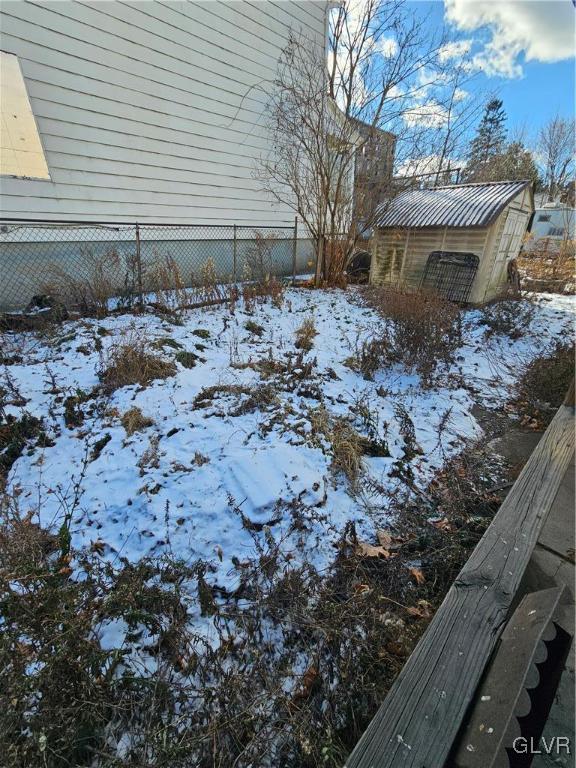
[
  {"left": 376, "top": 529, "right": 393, "bottom": 548},
  {"left": 90, "top": 539, "right": 105, "bottom": 555},
  {"left": 408, "top": 566, "right": 425, "bottom": 585},
  {"left": 406, "top": 600, "right": 433, "bottom": 619},
  {"left": 431, "top": 517, "right": 452, "bottom": 532},
  {"left": 356, "top": 541, "right": 391, "bottom": 559},
  {"left": 293, "top": 665, "right": 319, "bottom": 702}
]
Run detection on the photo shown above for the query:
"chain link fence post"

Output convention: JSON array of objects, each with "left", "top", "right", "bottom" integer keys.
[
  {"left": 233, "top": 224, "right": 237, "bottom": 282},
  {"left": 135, "top": 223, "right": 143, "bottom": 308},
  {"left": 292, "top": 216, "right": 298, "bottom": 284}
]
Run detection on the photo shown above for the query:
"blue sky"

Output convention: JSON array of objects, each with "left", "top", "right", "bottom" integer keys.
[{"left": 408, "top": 0, "right": 575, "bottom": 141}]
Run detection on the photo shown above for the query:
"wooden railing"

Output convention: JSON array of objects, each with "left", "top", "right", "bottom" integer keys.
[{"left": 345, "top": 394, "right": 575, "bottom": 768}]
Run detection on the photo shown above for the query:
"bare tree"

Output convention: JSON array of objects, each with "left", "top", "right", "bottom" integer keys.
[
  {"left": 257, "top": 0, "right": 472, "bottom": 286},
  {"left": 537, "top": 116, "right": 575, "bottom": 202}
]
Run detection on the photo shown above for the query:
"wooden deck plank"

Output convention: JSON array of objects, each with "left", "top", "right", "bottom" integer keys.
[{"left": 345, "top": 404, "right": 575, "bottom": 768}]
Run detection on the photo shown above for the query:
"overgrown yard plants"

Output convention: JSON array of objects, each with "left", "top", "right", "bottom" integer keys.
[{"left": 1, "top": 284, "right": 574, "bottom": 767}]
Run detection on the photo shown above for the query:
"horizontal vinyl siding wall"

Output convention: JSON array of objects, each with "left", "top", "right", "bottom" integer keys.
[{"left": 0, "top": 0, "right": 327, "bottom": 223}]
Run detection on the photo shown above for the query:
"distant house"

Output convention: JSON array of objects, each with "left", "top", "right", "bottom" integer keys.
[
  {"left": 349, "top": 118, "right": 396, "bottom": 226},
  {"left": 370, "top": 180, "right": 534, "bottom": 304},
  {"left": 527, "top": 204, "right": 575, "bottom": 252},
  {"left": 0, "top": 1, "right": 329, "bottom": 225}
]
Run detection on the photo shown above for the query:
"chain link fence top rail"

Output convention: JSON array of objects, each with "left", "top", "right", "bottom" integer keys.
[{"left": 0, "top": 220, "right": 314, "bottom": 312}]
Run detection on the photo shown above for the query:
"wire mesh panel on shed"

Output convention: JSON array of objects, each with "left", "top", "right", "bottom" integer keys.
[{"left": 420, "top": 251, "right": 479, "bottom": 303}]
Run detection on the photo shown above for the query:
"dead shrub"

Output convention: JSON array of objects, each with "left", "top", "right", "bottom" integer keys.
[
  {"left": 345, "top": 336, "right": 385, "bottom": 380},
  {"left": 479, "top": 297, "right": 535, "bottom": 339},
  {"left": 0, "top": 493, "right": 197, "bottom": 768},
  {"left": 42, "top": 249, "right": 137, "bottom": 317},
  {"left": 244, "top": 230, "right": 278, "bottom": 281},
  {"left": 233, "top": 349, "right": 321, "bottom": 398},
  {"left": 513, "top": 341, "right": 574, "bottom": 427},
  {"left": 245, "top": 319, "right": 265, "bottom": 337},
  {"left": 147, "top": 253, "right": 189, "bottom": 312},
  {"left": 0, "top": 413, "right": 48, "bottom": 489},
  {"left": 99, "top": 332, "right": 176, "bottom": 393},
  {"left": 192, "top": 383, "right": 277, "bottom": 416},
  {"left": 361, "top": 287, "right": 462, "bottom": 384},
  {"left": 198, "top": 257, "right": 227, "bottom": 305},
  {"left": 121, "top": 406, "right": 154, "bottom": 436},
  {"left": 242, "top": 275, "right": 285, "bottom": 311},
  {"left": 295, "top": 316, "right": 317, "bottom": 352}
]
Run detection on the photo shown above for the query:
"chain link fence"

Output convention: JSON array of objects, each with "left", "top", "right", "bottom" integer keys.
[{"left": 0, "top": 219, "right": 314, "bottom": 312}]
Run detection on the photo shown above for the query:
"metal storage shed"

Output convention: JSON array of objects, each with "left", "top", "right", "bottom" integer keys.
[{"left": 369, "top": 180, "right": 534, "bottom": 304}]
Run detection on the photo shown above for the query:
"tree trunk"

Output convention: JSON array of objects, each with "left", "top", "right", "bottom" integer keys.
[{"left": 314, "top": 236, "right": 324, "bottom": 287}]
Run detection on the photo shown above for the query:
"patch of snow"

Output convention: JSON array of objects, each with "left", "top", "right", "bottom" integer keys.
[{"left": 3, "top": 288, "right": 574, "bottom": 630}]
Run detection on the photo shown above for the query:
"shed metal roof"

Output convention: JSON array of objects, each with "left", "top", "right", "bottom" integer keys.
[{"left": 375, "top": 180, "right": 531, "bottom": 229}]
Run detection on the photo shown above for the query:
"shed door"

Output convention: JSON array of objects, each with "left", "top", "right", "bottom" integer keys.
[{"left": 490, "top": 210, "right": 529, "bottom": 288}]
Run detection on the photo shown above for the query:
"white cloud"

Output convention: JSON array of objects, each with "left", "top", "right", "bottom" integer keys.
[
  {"left": 403, "top": 102, "right": 450, "bottom": 128},
  {"left": 397, "top": 154, "right": 462, "bottom": 177},
  {"left": 376, "top": 37, "right": 399, "bottom": 58},
  {"left": 445, "top": 0, "right": 576, "bottom": 78},
  {"left": 439, "top": 39, "right": 472, "bottom": 62}
]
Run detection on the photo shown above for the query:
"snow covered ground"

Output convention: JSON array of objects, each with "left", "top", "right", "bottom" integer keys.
[{"left": 2, "top": 288, "right": 574, "bottom": 619}]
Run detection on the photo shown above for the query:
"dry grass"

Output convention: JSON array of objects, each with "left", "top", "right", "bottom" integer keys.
[
  {"left": 518, "top": 239, "right": 575, "bottom": 294},
  {"left": 309, "top": 406, "right": 364, "bottom": 489},
  {"left": 295, "top": 316, "right": 317, "bottom": 352},
  {"left": 99, "top": 332, "right": 177, "bottom": 393},
  {"left": 242, "top": 275, "right": 285, "bottom": 311},
  {"left": 198, "top": 257, "right": 227, "bottom": 305},
  {"left": 120, "top": 406, "right": 154, "bottom": 436},
  {"left": 147, "top": 254, "right": 189, "bottom": 311}
]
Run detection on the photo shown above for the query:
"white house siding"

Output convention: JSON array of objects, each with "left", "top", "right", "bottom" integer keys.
[{"left": 0, "top": 0, "right": 328, "bottom": 224}]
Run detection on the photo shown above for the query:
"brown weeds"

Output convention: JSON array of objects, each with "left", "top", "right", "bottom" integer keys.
[
  {"left": 99, "top": 332, "right": 176, "bottom": 393},
  {"left": 295, "top": 316, "right": 317, "bottom": 352},
  {"left": 120, "top": 406, "right": 154, "bottom": 436},
  {"left": 359, "top": 287, "right": 462, "bottom": 384}
]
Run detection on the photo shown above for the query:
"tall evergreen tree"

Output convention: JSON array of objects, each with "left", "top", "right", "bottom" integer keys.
[
  {"left": 472, "top": 141, "right": 540, "bottom": 184},
  {"left": 464, "top": 99, "right": 507, "bottom": 181}
]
